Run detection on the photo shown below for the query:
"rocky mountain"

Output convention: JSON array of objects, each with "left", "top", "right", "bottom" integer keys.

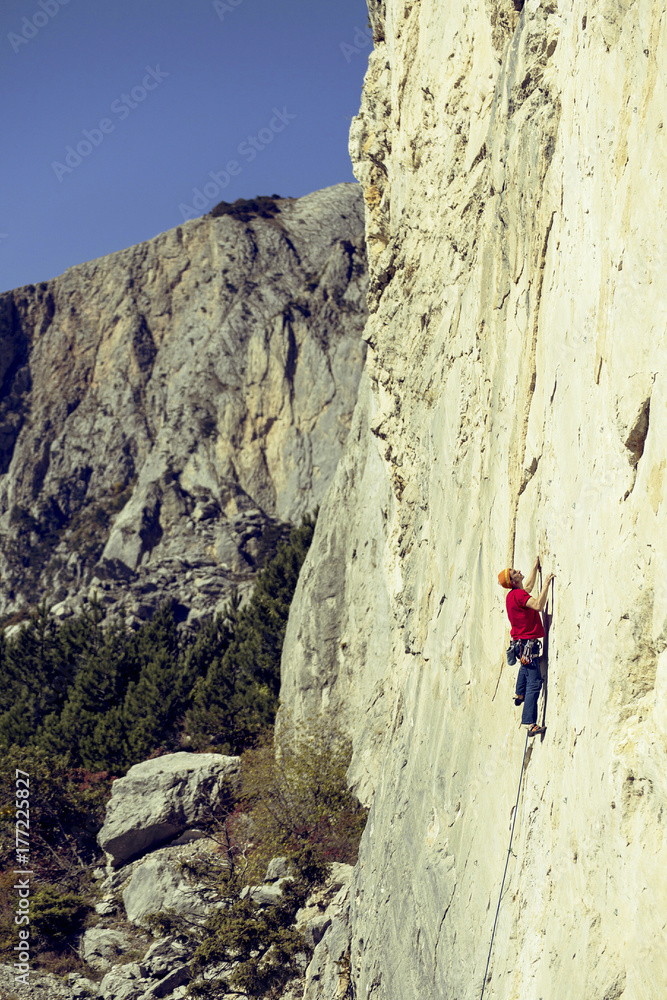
[
  {"left": 280, "top": 2, "right": 667, "bottom": 998},
  {"left": 0, "top": 183, "right": 367, "bottom": 627}
]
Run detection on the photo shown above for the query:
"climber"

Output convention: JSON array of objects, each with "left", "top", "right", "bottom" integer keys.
[{"left": 498, "top": 558, "right": 554, "bottom": 737}]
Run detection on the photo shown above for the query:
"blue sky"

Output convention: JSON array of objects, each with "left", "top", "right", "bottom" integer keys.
[{"left": 0, "top": 0, "right": 372, "bottom": 293}]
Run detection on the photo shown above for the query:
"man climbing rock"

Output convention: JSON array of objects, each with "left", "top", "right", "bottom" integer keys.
[{"left": 498, "top": 558, "right": 554, "bottom": 737}]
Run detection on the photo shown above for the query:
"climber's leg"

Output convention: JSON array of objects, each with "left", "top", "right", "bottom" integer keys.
[
  {"left": 515, "top": 664, "right": 527, "bottom": 705},
  {"left": 521, "top": 663, "right": 542, "bottom": 726}
]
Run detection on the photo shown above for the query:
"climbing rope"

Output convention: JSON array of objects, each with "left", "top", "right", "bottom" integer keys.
[{"left": 479, "top": 728, "right": 530, "bottom": 1000}]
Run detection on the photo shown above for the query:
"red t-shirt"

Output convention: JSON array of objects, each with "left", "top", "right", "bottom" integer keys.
[{"left": 506, "top": 588, "right": 544, "bottom": 640}]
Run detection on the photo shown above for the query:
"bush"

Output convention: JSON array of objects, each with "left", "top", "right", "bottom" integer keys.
[
  {"left": 209, "top": 195, "right": 285, "bottom": 223},
  {"left": 0, "top": 874, "right": 92, "bottom": 974},
  {"left": 189, "top": 882, "right": 310, "bottom": 999},
  {"left": 240, "top": 717, "right": 367, "bottom": 880},
  {"left": 0, "top": 745, "right": 111, "bottom": 886},
  {"left": 30, "top": 886, "right": 90, "bottom": 950},
  {"left": 0, "top": 747, "right": 108, "bottom": 971}
]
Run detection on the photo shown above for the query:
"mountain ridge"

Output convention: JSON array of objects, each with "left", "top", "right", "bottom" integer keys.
[{"left": 0, "top": 182, "right": 368, "bottom": 629}]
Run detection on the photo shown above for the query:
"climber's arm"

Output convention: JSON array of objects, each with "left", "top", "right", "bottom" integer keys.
[
  {"left": 526, "top": 573, "right": 554, "bottom": 612},
  {"left": 524, "top": 556, "right": 540, "bottom": 594}
]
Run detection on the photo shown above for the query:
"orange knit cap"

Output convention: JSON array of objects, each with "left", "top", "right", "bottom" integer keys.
[{"left": 498, "top": 568, "right": 512, "bottom": 589}]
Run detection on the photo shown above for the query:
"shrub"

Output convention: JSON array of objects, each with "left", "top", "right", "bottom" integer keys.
[
  {"left": 189, "top": 882, "right": 310, "bottom": 999},
  {"left": 30, "top": 886, "right": 90, "bottom": 950},
  {"left": 209, "top": 195, "right": 285, "bottom": 223},
  {"left": 240, "top": 717, "right": 367, "bottom": 880},
  {"left": 0, "top": 745, "right": 111, "bottom": 887},
  {"left": 0, "top": 746, "right": 109, "bottom": 970}
]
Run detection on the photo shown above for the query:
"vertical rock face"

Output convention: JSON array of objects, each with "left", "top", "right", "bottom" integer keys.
[
  {"left": 282, "top": 2, "right": 667, "bottom": 998},
  {"left": 0, "top": 184, "right": 367, "bottom": 621}
]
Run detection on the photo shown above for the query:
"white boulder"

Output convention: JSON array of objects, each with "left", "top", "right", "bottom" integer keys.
[
  {"left": 122, "top": 848, "right": 215, "bottom": 926},
  {"left": 80, "top": 927, "right": 133, "bottom": 971},
  {"left": 98, "top": 752, "right": 240, "bottom": 866}
]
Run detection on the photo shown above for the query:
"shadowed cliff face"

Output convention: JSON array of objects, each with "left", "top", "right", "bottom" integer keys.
[
  {"left": 0, "top": 183, "right": 367, "bottom": 625},
  {"left": 281, "top": 2, "right": 667, "bottom": 998}
]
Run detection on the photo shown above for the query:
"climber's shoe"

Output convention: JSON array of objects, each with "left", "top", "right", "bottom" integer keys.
[
  {"left": 514, "top": 695, "right": 524, "bottom": 706},
  {"left": 526, "top": 724, "right": 546, "bottom": 737}
]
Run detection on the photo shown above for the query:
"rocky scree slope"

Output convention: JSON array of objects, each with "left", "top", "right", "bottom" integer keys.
[
  {"left": 280, "top": 2, "right": 667, "bottom": 999},
  {"left": 0, "top": 183, "right": 367, "bottom": 626}
]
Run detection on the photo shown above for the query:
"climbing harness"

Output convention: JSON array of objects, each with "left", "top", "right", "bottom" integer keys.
[
  {"left": 519, "top": 639, "right": 535, "bottom": 665},
  {"left": 519, "top": 638, "right": 540, "bottom": 665},
  {"left": 507, "top": 638, "right": 541, "bottom": 666},
  {"left": 479, "top": 728, "right": 530, "bottom": 1000}
]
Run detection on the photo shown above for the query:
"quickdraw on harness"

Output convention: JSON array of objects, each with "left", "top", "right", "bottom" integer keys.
[{"left": 506, "top": 638, "right": 541, "bottom": 665}]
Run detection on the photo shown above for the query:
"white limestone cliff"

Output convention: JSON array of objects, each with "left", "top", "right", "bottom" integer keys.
[{"left": 280, "top": 1, "right": 667, "bottom": 997}]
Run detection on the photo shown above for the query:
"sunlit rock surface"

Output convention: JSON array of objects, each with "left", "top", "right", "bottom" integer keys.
[{"left": 281, "top": 2, "right": 667, "bottom": 997}]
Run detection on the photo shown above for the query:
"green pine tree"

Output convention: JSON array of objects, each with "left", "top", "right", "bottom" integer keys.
[
  {"left": 39, "top": 613, "right": 142, "bottom": 769},
  {"left": 121, "top": 603, "right": 189, "bottom": 766},
  {"left": 187, "top": 515, "right": 315, "bottom": 753},
  {"left": 0, "top": 602, "right": 103, "bottom": 750}
]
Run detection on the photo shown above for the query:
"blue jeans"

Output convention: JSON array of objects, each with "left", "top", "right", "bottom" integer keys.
[{"left": 515, "top": 651, "right": 543, "bottom": 726}]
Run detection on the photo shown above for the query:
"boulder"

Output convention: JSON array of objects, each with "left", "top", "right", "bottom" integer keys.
[
  {"left": 98, "top": 752, "right": 240, "bottom": 866},
  {"left": 71, "top": 977, "right": 101, "bottom": 998},
  {"left": 296, "top": 907, "right": 332, "bottom": 949},
  {"left": 122, "top": 847, "right": 216, "bottom": 926},
  {"left": 143, "top": 965, "right": 190, "bottom": 998},
  {"left": 139, "top": 936, "right": 189, "bottom": 979},
  {"left": 241, "top": 876, "right": 292, "bottom": 907},
  {"left": 328, "top": 862, "right": 354, "bottom": 892},
  {"left": 295, "top": 864, "right": 354, "bottom": 949},
  {"left": 251, "top": 877, "right": 292, "bottom": 907},
  {"left": 99, "top": 962, "right": 146, "bottom": 1000},
  {"left": 94, "top": 896, "right": 117, "bottom": 916},
  {"left": 80, "top": 927, "right": 133, "bottom": 971},
  {"left": 265, "top": 856, "right": 290, "bottom": 881}
]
